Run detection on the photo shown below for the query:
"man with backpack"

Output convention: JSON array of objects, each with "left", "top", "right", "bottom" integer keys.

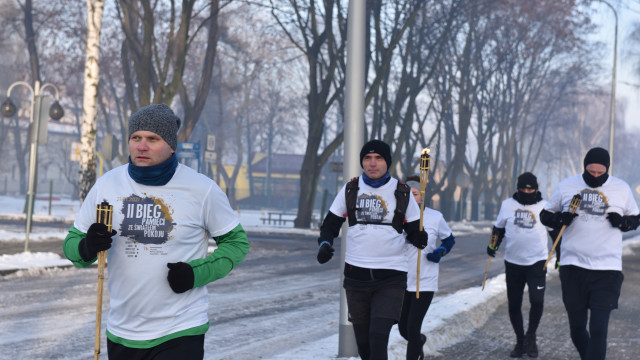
[{"left": 316, "top": 139, "right": 428, "bottom": 360}]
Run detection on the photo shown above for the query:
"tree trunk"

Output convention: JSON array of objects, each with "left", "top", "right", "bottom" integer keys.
[
  {"left": 178, "top": 0, "right": 219, "bottom": 143},
  {"left": 78, "top": 0, "right": 105, "bottom": 201},
  {"left": 12, "top": 118, "right": 28, "bottom": 195},
  {"left": 23, "top": 0, "right": 41, "bottom": 84}
]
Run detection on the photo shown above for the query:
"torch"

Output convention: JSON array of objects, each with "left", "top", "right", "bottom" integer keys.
[
  {"left": 94, "top": 200, "right": 113, "bottom": 360},
  {"left": 482, "top": 232, "right": 498, "bottom": 291},
  {"left": 543, "top": 194, "right": 581, "bottom": 270},
  {"left": 417, "top": 148, "right": 430, "bottom": 298}
]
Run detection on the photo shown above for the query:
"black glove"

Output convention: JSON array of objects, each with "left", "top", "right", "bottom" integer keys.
[
  {"left": 407, "top": 231, "right": 428, "bottom": 249},
  {"left": 79, "top": 223, "right": 117, "bottom": 261},
  {"left": 559, "top": 211, "right": 578, "bottom": 227},
  {"left": 426, "top": 247, "right": 445, "bottom": 263},
  {"left": 607, "top": 212, "right": 622, "bottom": 228},
  {"left": 167, "top": 262, "right": 195, "bottom": 293},
  {"left": 621, "top": 215, "right": 640, "bottom": 232},
  {"left": 317, "top": 241, "right": 335, "bottom": 264},
  {"left": 486, "top": 245, "right": 497, "bottom": 257},
  {"left": 607, "top": 213, "right": 640, "bottom": 232}
]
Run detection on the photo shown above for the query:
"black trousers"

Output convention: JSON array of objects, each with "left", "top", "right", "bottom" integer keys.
[
  {"left": 398, "top": 290, "right": 434, "bottom": 360},
  {"left": 559, "top": 265, "right": 623, "bottom": 360},
  {"left": 504, "top": 259, "right": 546, "bottom": 341},
  {"left": 343, "top": 270, "right": 407, "bottom": 360},
  {"left": 107, "top": 335, "right": 204, "bottom": 360}
]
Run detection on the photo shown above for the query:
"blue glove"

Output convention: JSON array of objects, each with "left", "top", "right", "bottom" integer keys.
[{"left": 426, "top": 247, "right": 446, "bottom": 263}]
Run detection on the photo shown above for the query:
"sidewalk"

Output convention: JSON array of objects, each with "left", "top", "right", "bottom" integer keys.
[{"left": 433, "top": 241, "right": 640, "bottom": 360}]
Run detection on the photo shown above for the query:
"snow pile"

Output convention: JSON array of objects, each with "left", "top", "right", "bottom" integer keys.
[
  {"left": 0, "top": 251, "right": 71, "bottom": 270},
  {"left": 272, "top": 274, "right": 507, "bottom": 359},
  {"left": 449, "top": 220, "right": 493, "bottom": 236}
]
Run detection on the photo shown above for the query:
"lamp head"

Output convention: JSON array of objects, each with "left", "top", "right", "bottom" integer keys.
[
  {"left": 1, "top": 98, "right": 16, "bottom": 117},
  {"left": 49, "top": 100, "right": 64, "bottom": 120}
]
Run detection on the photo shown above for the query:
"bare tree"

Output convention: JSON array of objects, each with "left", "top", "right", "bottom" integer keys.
[
  {"left": 432, "top": 0, "right": 596, "bottom": 220},
  {"left": 117, "top": 0, "right": 221, "bottom": 144},
  {"left": 270, "top": 0, "right": 429, "bottom": 227},
  {"left": 78, "top": 0, "right": 105, "bottom": 200},
  {"left": 269, "top": 0, "right": 347, "bottom": 228}
]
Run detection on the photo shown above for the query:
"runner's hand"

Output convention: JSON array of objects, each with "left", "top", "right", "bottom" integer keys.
[
  {"left": 317, "top": 242, "right": 335, "bottom": 264},
  {"left": 79, "top": 223, "right": 116, "bottom": 261},
  {"left": 167, "top": 262, "right": 195, "bottom": 293}
]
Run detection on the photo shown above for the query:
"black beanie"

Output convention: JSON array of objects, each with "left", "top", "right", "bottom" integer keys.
[
  {"left": 129, "top": 104, "right": 181, "bottom": 150},
  {"left": 360, "top": 140, "right": 392, "bottom": 168},
  {"left": 517, "top": 172, "right": 538, "bottom": 190},
  {"left": 583, "top": 147, "right": 610, "bottom": 171}
]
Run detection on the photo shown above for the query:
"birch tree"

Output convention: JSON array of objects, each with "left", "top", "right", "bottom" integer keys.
[{"left": 78, "top": 0, "right": 104, "bottom": 200}]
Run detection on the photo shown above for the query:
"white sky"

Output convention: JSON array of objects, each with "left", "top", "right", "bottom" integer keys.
[{"left": 590, "top": 0, "right": 640, "bottom": 132}]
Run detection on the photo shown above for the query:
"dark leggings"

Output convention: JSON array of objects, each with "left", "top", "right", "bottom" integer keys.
[
  {"left": 352, "top": 317, "right": 397, "bottom": 360},
  {"left": 559, "top": 266, "right": 623, "bottom": 360},
  {"left": 398, "top": 291, "right": 434, "bottom": 360},
  {"left": 505, "top": 260, "right": 546, "bottom": 341},
  {"left": 564, "top": 304, "right": 612, "bottom": 360}
]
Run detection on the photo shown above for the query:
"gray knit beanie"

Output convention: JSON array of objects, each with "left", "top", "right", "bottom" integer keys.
[{"left": 128, "top": 104, "right": 180, "bottom": 150}]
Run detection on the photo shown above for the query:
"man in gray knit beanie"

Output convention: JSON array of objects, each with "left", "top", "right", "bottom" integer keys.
[
  {"left": 65, "top": 103, "right": 249, "bottom": 360},
  {"left": 129, "top": 104, "right": 180, "bottom": 150}
]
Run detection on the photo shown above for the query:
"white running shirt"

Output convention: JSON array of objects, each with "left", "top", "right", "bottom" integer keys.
[
  {"left": 495, "top": 197, "right": 550, "bottom": 266},
  {"left": 328, "top": 177, "right": 421, "bottom": 272},
  {"left": 544, "top": 174, "right": 639, "bottom": 271},
  {"left": 406, "top": 207, "right": 452, "bottom": 291},
  {"left": 74, "top": 163, "right": 239, "bottom": 341}
]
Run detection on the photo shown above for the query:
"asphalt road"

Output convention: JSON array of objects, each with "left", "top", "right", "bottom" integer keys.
[{"left": 436, "top": 243, "right": 640, "bottom": 360}]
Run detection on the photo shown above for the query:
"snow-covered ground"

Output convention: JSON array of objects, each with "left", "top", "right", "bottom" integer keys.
[{"left": 2, "top": 194, "right": 637, "bottom": 359}]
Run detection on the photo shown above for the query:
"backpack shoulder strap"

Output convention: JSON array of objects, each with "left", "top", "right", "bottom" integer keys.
[
  {"left": 345, "top": 177, "right": 359, "bottom": 226},
  {"left": 392, "top": 181, "right": 411, "bottom": 233}
]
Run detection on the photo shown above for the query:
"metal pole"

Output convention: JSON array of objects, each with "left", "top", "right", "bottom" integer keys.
[
  {"left": 599, "top": 0, "right": 617, "bottom": 174},
  {"left": 339, "top": 0, "right": 365, "bottom": 357},
  {"left": 48, "top": 180, "right": 53, "bottom": 216},
  {"left": 24, "top": 81, "right": 40, "bottom": 252}
]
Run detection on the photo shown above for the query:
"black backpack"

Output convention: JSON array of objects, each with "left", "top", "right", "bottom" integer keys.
[{"left": 345, "top": 177, "right": 412, "bottom": 234}]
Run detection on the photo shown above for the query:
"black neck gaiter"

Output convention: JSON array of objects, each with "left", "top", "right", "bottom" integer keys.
[
  {"left": 513, "top": 191, "right": 541, "bottom": 205},
  {"left": 582, "top": 171, "right": 608, "bottom": 188}
]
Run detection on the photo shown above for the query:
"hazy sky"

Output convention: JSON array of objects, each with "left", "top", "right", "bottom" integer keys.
[{"left": 590, "top": 0, "right": 640, "bottom": 131}]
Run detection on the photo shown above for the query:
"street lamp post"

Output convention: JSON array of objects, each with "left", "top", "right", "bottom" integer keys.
[
  {"left": 339, "top": 0, "right": 365, "bottom": 357},
  {"left": 1, "top": 80, "right": 64, "bottom": 252},
  {"left": 599, "top": 0, "right": 617, "bottom": 174}
]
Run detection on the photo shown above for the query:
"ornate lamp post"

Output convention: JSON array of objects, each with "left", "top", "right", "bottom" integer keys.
[{"left": 2, "top": 80, "right": 64, "bottom": 252}]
